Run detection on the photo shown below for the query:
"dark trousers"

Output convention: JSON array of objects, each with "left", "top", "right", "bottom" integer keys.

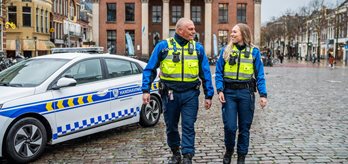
[
  {"left": 222, "top": 88, "right": 255, "bottom": 155},
  {"left": 162, "top": 89, "right": 200, "bottom": 155}
]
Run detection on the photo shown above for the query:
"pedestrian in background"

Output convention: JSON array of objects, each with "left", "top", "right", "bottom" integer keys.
[
  {"left": 328, "top": 53, "right": 334, "bottom": 69},
  {"left": 215, "top": 23, "right": 268, "bottom": 164},
  {"left": 141, "top": 18, "right": 214, "bottom": 164}
]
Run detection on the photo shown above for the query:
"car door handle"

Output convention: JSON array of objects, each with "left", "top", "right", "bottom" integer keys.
[{"left": 97, "top": 90, "right": 108, "bottom": 96}]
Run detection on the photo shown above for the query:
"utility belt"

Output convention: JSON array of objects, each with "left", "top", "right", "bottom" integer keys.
[
  {"left": 158, "top": 81, "right": 200, "bottom": 96},
  {"left": 224, "top": 79, "right": 256, "bottom": 92}
]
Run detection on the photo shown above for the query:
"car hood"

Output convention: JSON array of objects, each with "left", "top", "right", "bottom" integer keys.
[{"left": 0, "top": 87, "right": 35, "bottom": 104}]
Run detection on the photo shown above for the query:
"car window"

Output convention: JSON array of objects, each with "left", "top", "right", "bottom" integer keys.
[
  {"left": 105, "top": 59, "right": 141, "bottom": 78},
  {"left": 62, "top": 59, "right": 103, "bottom": 84},
  {"left": 0, "top": 59, "right": 68, "bottom": 87},
  {"left": 131, "top": 62, "right": 142, "bottom": 74}
]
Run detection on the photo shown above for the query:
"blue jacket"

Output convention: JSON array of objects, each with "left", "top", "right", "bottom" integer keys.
[
  {"left": 142, "top": 34, "right": 214, "bottom": 99},
  {"left": 215, "top": 46, "right": 267, "bottom": 98}
]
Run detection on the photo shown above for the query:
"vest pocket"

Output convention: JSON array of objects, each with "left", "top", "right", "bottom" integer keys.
[{"left": 187, "top": 61, "right": 199, "bottom": 76}]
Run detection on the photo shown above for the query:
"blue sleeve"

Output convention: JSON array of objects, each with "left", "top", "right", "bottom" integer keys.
[
  {"left": 215, "top": 47, "right": 226, "bottom": 93},
  {"left": 197, "top": 43, "right": 214, "bottom": 99},
  {"left": 253, "top": 47, "right": 267, "bottom": 97},
  {"left": 141, "top": 41, "right": 168, "bottom": 93}
]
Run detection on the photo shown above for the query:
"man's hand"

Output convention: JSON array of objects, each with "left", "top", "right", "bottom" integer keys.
[
  {"left": 259, "top": 97, "right": 267, "bottom": 109},
  {"left": 218, "top": 92, "right": 226, "bottom": 103},
  {"left": 204, "top": 99, "right": 212, "bottom": 110},
  {"left": 142, "top": 93, "right": 150, "bottom": 104}
]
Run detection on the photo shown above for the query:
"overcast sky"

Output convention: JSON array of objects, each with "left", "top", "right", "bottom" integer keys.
[{"left": 261, "top": 0, "right": 344, "bottom": 24}]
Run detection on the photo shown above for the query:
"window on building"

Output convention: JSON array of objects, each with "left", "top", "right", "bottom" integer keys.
[
  {"left": 172, "top": 6, "right": 182, "bottom": 24},
  {"left": 152, "top": 6, "right": 161, "bottom": 23},
  {"left": 0, "top": 0, "right": 2, "bottom": 16},
  {"left": 45, "top": 11, "right": 48, "bottom": 33},
  {"left": 65, "top": 0, "right": 68, "bottom": 16},
  {"left": 70, "top": 0, "right": 75, "bottom": 20},
  {"left": 191, "top": 6, "right": 201, "bottom": 23},
  {"left": 107, "top": 30, "right": 116, "bottom": 54},
  {"left": 36, "top": 8, "right": 39, "bottom": 32},
  {"left": 41, "top": 9, "right": 44, "bottom": 32},
  {"left": 23, "top": 7, "right": 31, "bottom": 27},
  {"left": 107, "top": 3, "right": 116, "bottom": 22},
  {"left": 125, "top": 30, "right": 135, "bottom": 55},
  {"left": 218, "top": 30, "right": 228, "bottom": 49},
  {"left": 125, "top": 3, "right": 135, "bottom": 22},
  {"left": 218, "top": 4, "right": 228, "bottom": 23},
  {"left": 8, "top": 6, "right": 17, "bottom": 25},
  {"left": 237, "top": 3, "right": 247, "bottom": 23}
]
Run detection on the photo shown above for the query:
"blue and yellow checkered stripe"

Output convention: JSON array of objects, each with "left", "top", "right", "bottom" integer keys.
[{"left": 53, "top": 107, "right": 141, "bottom": 139}]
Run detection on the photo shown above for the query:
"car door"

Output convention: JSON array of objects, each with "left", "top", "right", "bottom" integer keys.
[
  {"left": 104, "top": 58, "right": 143, "bottom": 124},
  {"left": 51, "top": 58, "right": 111, "bottom": 139}
]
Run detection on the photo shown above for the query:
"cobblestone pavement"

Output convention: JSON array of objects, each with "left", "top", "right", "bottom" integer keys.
[{"left": 1, "top": 61, "right": 348, "bottom": 163}]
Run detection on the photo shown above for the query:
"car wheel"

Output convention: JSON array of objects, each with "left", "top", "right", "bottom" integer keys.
[
  {"left": 5, "top": 117, "right": 47, "bottom": 163},
  {"left": 139, "top": 95, "right": 161, "bottom": 127}
]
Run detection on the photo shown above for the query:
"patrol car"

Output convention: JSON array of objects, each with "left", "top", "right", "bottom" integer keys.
[{"left": 0, "top": 47, "right": 162, "bottom": 163}]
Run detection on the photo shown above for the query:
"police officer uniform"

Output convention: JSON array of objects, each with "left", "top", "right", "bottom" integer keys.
[
  {"left": 142, "top": 33, "right": 214, "bottom": 162},
  {"left": 215, "top": 44, "right": 267, "bottom": 163}
]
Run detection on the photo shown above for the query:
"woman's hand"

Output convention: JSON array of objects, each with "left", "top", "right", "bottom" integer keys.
[
  {"left": 218, "top": 92, "right": 226, "bottom": 103},
  {"left": 259, "top": 97, "right": 267, "bottom": 109}
]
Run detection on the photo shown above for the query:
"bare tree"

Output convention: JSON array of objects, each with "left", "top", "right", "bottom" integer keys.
[{"left": 307, "top": 0, "right": 327, "bottom": 62}]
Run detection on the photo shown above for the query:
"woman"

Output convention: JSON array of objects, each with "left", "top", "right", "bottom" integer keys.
[{"left": 215, "top": 23, "right": 268, "bottom": 164}]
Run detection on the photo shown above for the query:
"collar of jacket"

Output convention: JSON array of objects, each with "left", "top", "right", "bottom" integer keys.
[
  {"left": 235, "top": 44, "right": 246, "bottom": 51},
  {"left": 174, "top": 33, "right": 189, "bottom": 47}
]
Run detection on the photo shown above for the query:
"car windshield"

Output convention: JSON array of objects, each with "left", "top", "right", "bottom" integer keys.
[{"left": 0, "top": 58, "right": 69, "bottom": 87}]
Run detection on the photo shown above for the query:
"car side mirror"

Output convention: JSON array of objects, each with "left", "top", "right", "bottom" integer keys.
[{"left": 52, "top": 77, "right": 77, "bottom": 90}]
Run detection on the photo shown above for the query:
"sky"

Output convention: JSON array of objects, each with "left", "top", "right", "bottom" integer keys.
[{"left": 261, "top": 0, "right": 344, "bottom": 24}]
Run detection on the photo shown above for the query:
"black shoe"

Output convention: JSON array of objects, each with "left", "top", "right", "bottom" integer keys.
[
  {"left": 237, "top": 154, "right": 246, "bottom": 164},
  {"left": 222, "top": 150, "right": 233, "bottom": 164},
  {"left": 168, "top": 147, "right": 181, "bottom": 164},
  {"left": 182, "top": 154, "right": 193, "bottom": 164}
]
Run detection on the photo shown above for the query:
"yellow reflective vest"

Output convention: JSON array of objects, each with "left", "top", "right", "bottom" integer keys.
[
  {"left": 160, "top": 38, "right": 199, "bottom": 82},
  {"left": 224, "top": 46, "right": 254, "bottom": 80}
]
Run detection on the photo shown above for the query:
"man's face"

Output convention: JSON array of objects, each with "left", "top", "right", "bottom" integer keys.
[
  {"left": 230, "top": 25, "right": 243, "bottom": 45},
  {"left": 178, "top": 22, "right": 196, "bottom": 41}
]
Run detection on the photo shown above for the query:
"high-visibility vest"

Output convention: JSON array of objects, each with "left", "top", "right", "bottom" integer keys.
[
  {"left": 224, "top": 46, "right": 254, "bottom": 80},
  {"left": 160, "top": 38, "right": 199, "bottom": 82}
]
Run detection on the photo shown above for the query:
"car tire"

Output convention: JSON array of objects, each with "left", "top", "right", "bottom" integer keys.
[
  {"left": 5, "top": 117, "right": 47, "bottom": 163},
  {"left": 139, "top": 95, "right": 161, "bottom": 127}
]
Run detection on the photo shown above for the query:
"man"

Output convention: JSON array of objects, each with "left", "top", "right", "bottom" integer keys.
[{"left": 142, "top": 18, "right": 214, "bottom": 164}]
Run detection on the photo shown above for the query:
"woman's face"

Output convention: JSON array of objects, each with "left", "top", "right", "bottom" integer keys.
[{"left": 230, "top": 25, "right": 243, "bottom": 45}]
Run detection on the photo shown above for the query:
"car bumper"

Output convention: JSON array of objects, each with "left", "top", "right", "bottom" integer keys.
[{"left": 0, "top": 115, "right": 12, "bottom": 157}]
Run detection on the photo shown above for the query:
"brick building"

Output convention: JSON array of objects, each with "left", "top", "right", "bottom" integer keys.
[{"left": 97, "top": 0, "right": 261, "bottom": 57}]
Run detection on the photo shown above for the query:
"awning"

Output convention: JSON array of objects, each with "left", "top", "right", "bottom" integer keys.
[
  {"left": 37, "top": 41, "right": 56, "bottom": 51},
  {"left": 5, "top": 40, "right": 16, "bottom": 50},
  {"left": 23, "top": 40, "right": 36, "bottom": 51}
]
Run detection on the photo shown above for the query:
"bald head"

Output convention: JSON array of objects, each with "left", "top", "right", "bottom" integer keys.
[{"left": 175, "top": 18, "right": 196, "bottom": 41}]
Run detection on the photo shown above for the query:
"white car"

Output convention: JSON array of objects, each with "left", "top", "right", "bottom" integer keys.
[{"left": 0, "top": 51, "right": 161, "bottom": 163}]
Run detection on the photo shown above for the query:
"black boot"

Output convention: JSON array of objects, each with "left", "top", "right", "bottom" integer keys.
[
  {"left": 168, "top": 147, "right": 181, "bottom": 164},
  {"left": 182, "top": 154, "right": 193, "bottom": 164},
  {"left": 237, "top": 154, "right": 246, "bottom": 164},
  {"left": 222, "top": 150, "right": 233, "bottom": 164}
]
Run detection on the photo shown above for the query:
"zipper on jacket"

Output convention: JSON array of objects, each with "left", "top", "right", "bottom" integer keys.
[
  {"left": 236, "top": 50, "right": 241, "bottom": 80},
  {"left": 182, "top": 47, "right": 184, "bottom": 81}
]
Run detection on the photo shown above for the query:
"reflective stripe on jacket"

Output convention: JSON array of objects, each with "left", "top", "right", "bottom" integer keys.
[{"left": 160, "top": 37, "right": 199, "bottom": 82}]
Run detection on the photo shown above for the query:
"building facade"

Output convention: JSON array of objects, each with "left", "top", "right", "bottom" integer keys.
[
  {"left": 6, "top": 0, "right": 54, "bottom": 58},
  {"left": 1, "top": 0, "right": 5, "bottom": 52},
  {"left": 97, "top": 0, "right": 261, "bottom": 57}
]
